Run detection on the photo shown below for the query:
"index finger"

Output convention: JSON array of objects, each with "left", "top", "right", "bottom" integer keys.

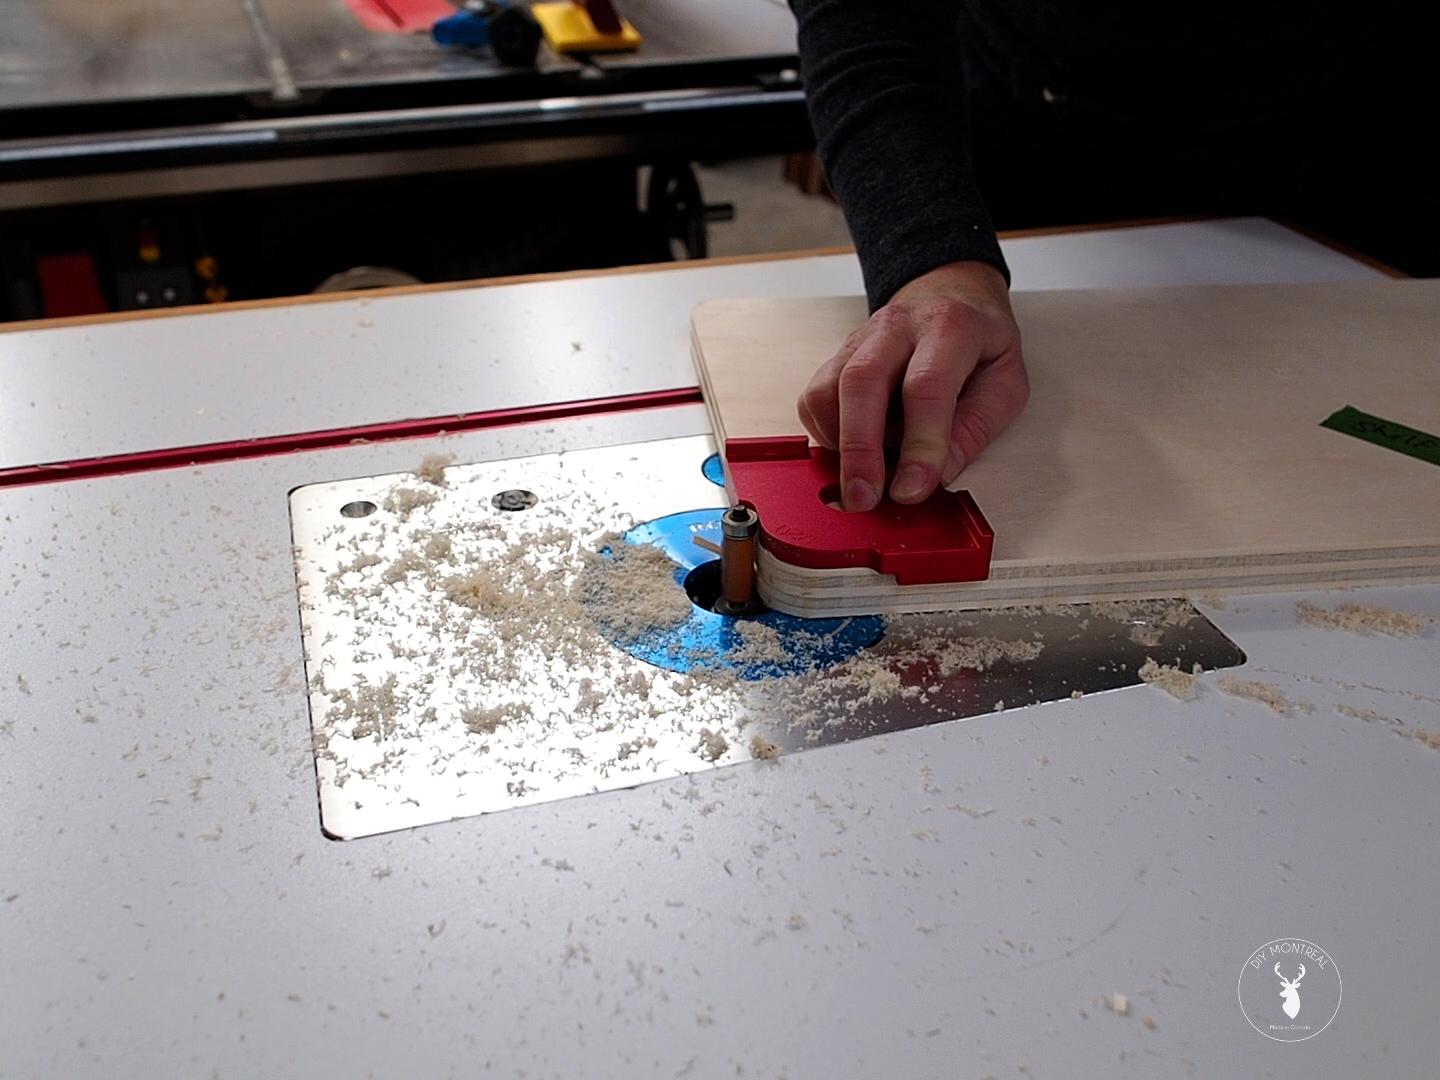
[
  {"left": 836, "top": 317, "right": 914, "bottom": 511},
  {"left": 890, "top": 320, "right": 983, "bottom": 503}
]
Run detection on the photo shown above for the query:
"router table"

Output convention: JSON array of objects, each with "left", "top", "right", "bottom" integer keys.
[{"left": 2, "top": 220, "right": 1437, "bottom": 1078}]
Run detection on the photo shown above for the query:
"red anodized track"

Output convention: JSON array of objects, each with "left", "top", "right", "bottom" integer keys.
[{"left": 0, "top": 387, "right": 704, "bottom": 490}]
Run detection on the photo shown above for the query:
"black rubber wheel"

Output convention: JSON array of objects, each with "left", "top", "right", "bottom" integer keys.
[{"left": 645, "top": 162, "right": 709, "bottom": 260}]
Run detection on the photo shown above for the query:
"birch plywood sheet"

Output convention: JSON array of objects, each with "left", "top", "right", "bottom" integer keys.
[{"left": 692, "top": 281, "right": 1440, "bottom": 613}]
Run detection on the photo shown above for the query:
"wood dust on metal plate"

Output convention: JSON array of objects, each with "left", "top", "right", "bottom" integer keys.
[
  {"left": 1295, "top": 600, "right": 1430, "bottom": 637},
  {"left": 1137, "top": 658, "right": 1202, "bottom": 701}
]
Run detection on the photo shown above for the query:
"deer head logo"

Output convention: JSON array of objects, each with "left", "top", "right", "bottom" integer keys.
[{"left": 1276, "top": 963, "right": 1305, "bottom": 1019}]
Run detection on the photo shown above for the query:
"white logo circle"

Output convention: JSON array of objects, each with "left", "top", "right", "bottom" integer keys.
[{"left": 1237, "top": 938, "right": 1342, "bottom": 1042}]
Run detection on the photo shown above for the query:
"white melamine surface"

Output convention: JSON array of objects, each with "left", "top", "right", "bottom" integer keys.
[
  {"left": 2, "top": 410, "right": 1436, "bottom": 1079},
  {"left": 0, "top": 219, "right": 1384, "bottom": 470},
  {"left": 2, "top": 221, "right": 1431, "bottom": 1080}
]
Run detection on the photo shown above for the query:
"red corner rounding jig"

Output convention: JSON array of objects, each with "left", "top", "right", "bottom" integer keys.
[{"left": 723, "top": 436, "right": 994, "bottom": 586}]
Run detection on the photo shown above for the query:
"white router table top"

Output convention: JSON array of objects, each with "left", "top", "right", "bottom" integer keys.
[
  {"left": 0, "top": 217, "right": 1384, "bottom": 470},
  {"left": 2, "top": 221, "right": 1434, "bottom": 1079}
]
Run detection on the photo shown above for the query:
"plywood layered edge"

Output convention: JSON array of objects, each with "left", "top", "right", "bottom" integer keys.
[{"left": 692, "top": 282, "right": 1440, "bottom": 615}]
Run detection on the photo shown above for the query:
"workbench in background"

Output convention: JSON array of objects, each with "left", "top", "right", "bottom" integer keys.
[{"left": 0, "top": 0, "right": 806, "bottom": 321}]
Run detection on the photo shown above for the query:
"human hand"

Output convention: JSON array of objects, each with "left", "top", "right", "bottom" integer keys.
[{"left": 796, "top": 260, "right": 1028, "bottom": 511}]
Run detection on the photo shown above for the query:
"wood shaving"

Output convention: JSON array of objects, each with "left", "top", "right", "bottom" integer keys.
[
  {"left": 383, "top": 487, "right": 438, "bottom": 518},
  {"left": 1295, "top": 600, "right": 1428, "bottom": 637},
  {"left": 335, "top": 552, "right": 383, "bottom": 577},
  {"left": 929, "top": 635, "right": 1044, "bottom": 675},
  {"left": 1334, "top": 703, "right": 1400, "bottom": 725},
  {"left": 442, "top": 568, "right": 511, "bottom": 615},
  {"left": 1128, "top": 624, "right": 1166, "bottom": 647},
  {"left": 726, "top": 621, "right": 790, "bottom": 666},
  {"left": 695, "top": 728, "right": 728, "bottom": 762},
  {"left": 1216, "top": 676, "right": 1292, "bottom": 715},
  {"left": 616, "top": 736, "right": 655, "bottom": 760},
  {"left": 1137, "top": 658, "right": 1202, "bottom": 700},
  {"left": 749, "top": 735, "right": 780, "bottom": 760},
  {"left": 414, "top": 453, "right": 456, "bottom": 486},
  {"left": 1409, "top": 729, "right": 1440, "bottom": 751},
  {"left": 461, "top": 703, "right": 528, "bottom": 735},
  {"left": 328, "top": 674, "right": 407, "bottom": 742},
  {"left": 1090, "top": 598, "right": 1199, "bottom": 628},
  {"left": 381, "top": 550, "right": 430, "bottom": 585}
]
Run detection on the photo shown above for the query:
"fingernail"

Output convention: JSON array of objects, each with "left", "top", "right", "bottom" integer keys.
[
  {"left": 941, "top": 446, "right": 967, "bottom": 486},
  {"left": 890, "top": 463, "right": 929, "bottom": 503},
  {"left": 844, "top": 478, "right": 878, "bottom": 512}
]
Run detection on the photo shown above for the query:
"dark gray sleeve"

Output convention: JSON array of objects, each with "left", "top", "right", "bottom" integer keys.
[{"left": 790, "top": 0, "right": 1008, "bottom": 309}]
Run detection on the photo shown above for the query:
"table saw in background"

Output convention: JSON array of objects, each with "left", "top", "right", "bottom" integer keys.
[
  {"left": 0, "top": 0, "right": 805, "bottom": 319},
  {"left": 2, "top": 220, "right": 1437, "bottom": 1078}
]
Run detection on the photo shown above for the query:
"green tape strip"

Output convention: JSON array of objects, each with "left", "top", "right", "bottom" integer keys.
[{"left": 1321, "top": 405, "right": 1440, "bottom": 469}]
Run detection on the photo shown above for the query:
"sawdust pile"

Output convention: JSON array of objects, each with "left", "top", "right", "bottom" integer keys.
[
  {"left": 297, "top": 458, "right": 1065, "bottom": 816},
  {"left": 381, "top": 550, "right": 429, "bottom": 585},
  {"left": 1017, "top": 598, "right": 1199, "bottom": 628},
  {"left": 1089, "top": 599, "right": 1199, "bottom": 629},
  {"left": 732, "top": 626, "right": 1047, "bottom": 746},
  {"left": 325, "top": 673, "right": 408, "bottom": 743},
  {"left": 442, "top": 566, "right": 513, "bottom": 617},
  {"left": 302, "top": 471, "right": 739, "bottom": 794},
  {"left": 1295, "top": 600, "right": 1429, "bottom": 637},
  {"left": 912, "top": 631, "right": 1045, "bottom": 676},
  {"left": 1217, "top": 676, "right": 1293, "bottom": 715},
  {"left": 414, "top": 453, "right": 456, "bottom": 486},
  {"left": 726, "top": 621, "right": 790, "bottom": 666},
  {"left": 580, "top": 540, "right": 693, "bottom": 643},
  {"left": 301, "top": 461, "right": 843, "bottom": 801},
  {"left": 1137, "top": 658, "right": 1201, "bottom": 700}
]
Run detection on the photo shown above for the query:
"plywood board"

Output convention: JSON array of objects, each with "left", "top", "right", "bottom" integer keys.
[{"left": 691, "top": 281, "right": 1440, "bottom": 614}]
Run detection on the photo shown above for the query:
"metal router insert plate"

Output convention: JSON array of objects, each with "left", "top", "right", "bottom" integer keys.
[{"left": 290, "top": 435, "right": 1244, "bottom": 840}]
